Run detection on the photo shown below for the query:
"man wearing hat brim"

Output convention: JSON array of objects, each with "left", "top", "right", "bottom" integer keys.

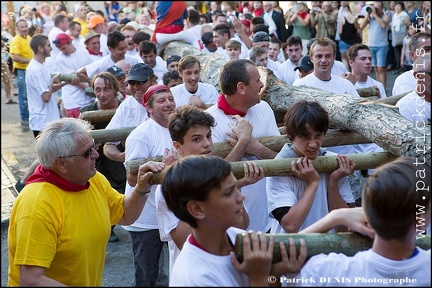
[
  {"left": 123, "top": 83, "right": 176, "bottom": 287},
  {"left": 294, "top": 55, "right": 314, "bottom": 79},
  {"left": 83, "top": 31, "right": 103, "bottom": 61},
  {"left": 87, "top": 15, "right": 109, "bottom": 55}
]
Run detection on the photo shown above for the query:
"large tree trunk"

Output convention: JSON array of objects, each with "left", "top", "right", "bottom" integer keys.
[
  {"left": 259, "top": 68, "right": 431, "bottom": 161},
  {"left": 162, "top": 42, "right": 431, "bottom": 161}
]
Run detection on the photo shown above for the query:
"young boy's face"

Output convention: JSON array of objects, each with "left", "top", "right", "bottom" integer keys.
[
  {"left": 200, "top": 173, "right": 245, "bottom": 228},
  {"left": 227, "top": 47, "right": 241, "bottom": 60},
  {"left": 292, "top": 124, "right": 324, "bottom": 159},
  {"left": 174, "top": 126, "right": 213, "bottom": 157},
  {"left": 179, "top": 62, "right": 200, "bottom": 93}
]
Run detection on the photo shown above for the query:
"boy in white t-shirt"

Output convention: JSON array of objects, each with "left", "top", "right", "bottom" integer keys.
[
  {"left": 267, "top": 100, "right": 355, "bottom": 234},
  {"left": 155, "top": 105, "right": 264, "bottom": 274},
  {"left": 162, "top": 155, "right": 307, "bottom": 286},
  {"left": 170, "top": 55, "right": 219, "bottom": 109},
  {"left": 293, "top": 157, "right": 431, "bottom": 286}
]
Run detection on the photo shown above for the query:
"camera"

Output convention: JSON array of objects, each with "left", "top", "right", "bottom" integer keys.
[{"left": 366, "top": 7, "right": 372, "bottom": 14}]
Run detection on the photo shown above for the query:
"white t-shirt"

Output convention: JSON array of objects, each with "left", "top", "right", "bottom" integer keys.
[
  {"left": 292, "top": 72, "right": 361, "bottom": 156},
  {"left": 290, "top": 248, "right": 431, "bottom": 287},
  {"left": 123, "top": 118, "right": 174, "bottom": 231},
  {"left": 45, "top": 26, "right": 64, "bottom": 73},
  {"left": 85, "top": 54, "right": 139, "bottom": 79},
  {"left": 170, "top": 227, "right": 249, "bottom": 286},
  {"left": 205, "top": 100, "right": 281, "bottom": 232},
  {"left": 215, "top": 47, "right": 230, "bottom": 60},
  {"left": 99, "top": 33, "right": 110, "bottom": 56},
  {"left": 56, "top": 47, "right": 94, "bottom": 110},
  {"left": 392, "top": 69, "right": 415, "bottom": 96},
  {"left": 267, "top": 145, "right": 353, "bottom": 234},
  {"left": 332, "top": 60, "right": 348, "bottom": 77},
  {"left": 278, "top": 58, "right": 300, "bottom": 85},
  {"left": 355, "top": 76, "right": 387, "bottom": 98},
  {"left": 170, "top": 82, "right": 219, "bottom": 108},
  {"left": 26, "top": 59, "right": 61, "bottom": 131},
  {"left": 135, "top": 55, "right": 167, "bottom": 82},
  {"left": 396, "top": 90, "right": 431, "bottom": 123},
  {"left": 105, "top": 96, "right": 148, "bottom": 145},
  {"left": 155, "top": 184, "right": 181, "bottom": 275}
]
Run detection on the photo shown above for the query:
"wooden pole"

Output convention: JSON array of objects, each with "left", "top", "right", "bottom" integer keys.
[
  {"left": 137, "top": 152, "right": 397, "bottom": 185},
  {"left": 90, "top": 127, "right": 135, "bottom": 143},
  {"left": 125, "top": 130, "right": 373, "bottom": 174},
  {"left": 81, "top": 109, "right": 117, "bottom": 124},
  {"left": 234, "top": 233, "right": 431, "bottom": 263}
]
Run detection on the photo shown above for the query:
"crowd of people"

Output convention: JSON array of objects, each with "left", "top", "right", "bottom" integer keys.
[{"left": 2, "top": 1, "right": 431, "bottom": 287}]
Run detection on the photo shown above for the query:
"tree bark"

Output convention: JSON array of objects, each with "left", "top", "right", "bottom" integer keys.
[
  {"left": 81, "top": 109, "right": 117, "bottom": 124},
  {"left": 234, "top": 233, "right": 430, "bottom": 263},
  {"left": 259, "top": 68, "right": 431, "bottom": 161},
  {"left": 136, "top": 152, "right": 397, "bottom": 185}
]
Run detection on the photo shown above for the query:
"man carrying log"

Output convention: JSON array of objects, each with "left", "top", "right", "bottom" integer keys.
[{"left": 205, "top": 59, "right": 280, "bottom": 233}]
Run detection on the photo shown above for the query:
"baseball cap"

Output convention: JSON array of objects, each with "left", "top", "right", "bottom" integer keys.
[
  {"left": 84, "top": 31, "right": 100, "bottom": 44},
  {"left": 87, "top": 15, "right": 105, "bottom": 29},
  {"left": 294, "top": 55, "right": 314, "bottom": 72},
  {"left": 201, "top": 32, "right": 214, "bottom": 45},
  {"left": 107, "top": 65, "right": 125, "bottom": 78},
  {"left": 126, "top": 63, "right": 154, "bottom": 82},
  {"left": 252, "top": 31, "right": 270, "bottom": 43},
  {"left": 53, "top": 33, "right": 71, "bottom": 46},
  {"left": 142, "top": 84, "right": 170, "bottom": 106},
  {"left": 166, "top": 55, "right": 181, "bottom": 66}
]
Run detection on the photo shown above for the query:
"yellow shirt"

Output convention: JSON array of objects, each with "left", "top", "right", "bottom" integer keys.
[
  {"left": 9, "top": 34, "right": 33, "bottom": 70},
  {"left": 73, "top": 17, "right": 89, "bottom": 36},
  {"left": 8, "top": 172, "right": 125, "bottom": 286}
]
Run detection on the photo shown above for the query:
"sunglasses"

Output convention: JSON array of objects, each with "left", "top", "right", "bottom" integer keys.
[
  {"left": 60, "top": 141, "right": 96, "bottom": 159},
  {"left": 128, "top": 79, "right": 148, "bottom": 85}
]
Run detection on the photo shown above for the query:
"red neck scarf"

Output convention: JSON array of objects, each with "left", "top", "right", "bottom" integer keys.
[
  {"left": 86, "top": 48, "right": 103, "bottom": 56},
  {"left": 216, "top": 94, "right": 246, "bottom": 117},
  {"left": 26, "top": 165, "right": 90, "bottom": 192},
  {"left": 253, "top": 8, "right": 264, "bottom": 17}
]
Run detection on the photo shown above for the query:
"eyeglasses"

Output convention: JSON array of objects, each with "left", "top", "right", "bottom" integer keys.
[
  {"left": 60, "top": 141, "right": 96, "bottom": 159},
  {"left": 128, "top": 79, "right": 148, "bottom": 85}
]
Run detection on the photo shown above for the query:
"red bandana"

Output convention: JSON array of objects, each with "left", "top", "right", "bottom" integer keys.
[
  {"left": 26, "top": 165, "right": 90, "bottom": 192},
  {"left": 86, "top": 48, "right": 103, "bottom": 56},
  {"left": 217, "top": 94, "right": 246, "bottom": 117}
]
